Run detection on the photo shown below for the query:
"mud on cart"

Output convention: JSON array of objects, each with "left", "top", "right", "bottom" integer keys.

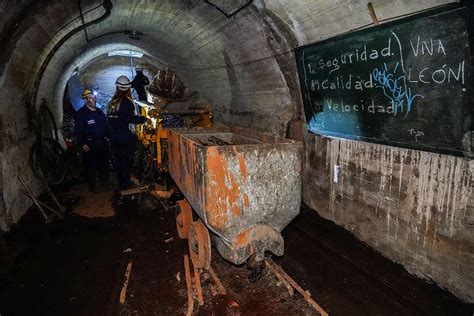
[{"left": 169, "top": 127, "right": 302, "bottom": 281}]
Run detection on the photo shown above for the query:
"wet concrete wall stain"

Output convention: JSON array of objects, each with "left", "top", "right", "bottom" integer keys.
[
  {"left": 303, "top": 134, "right": 474, "bottom": 302},
  {"left": 258, "top": 6, "right": 303, "bottom": 140}
]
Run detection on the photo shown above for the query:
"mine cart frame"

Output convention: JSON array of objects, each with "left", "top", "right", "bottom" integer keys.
[
  {"left": 168, "top": 127, "right": 303, "bottom": 273},
  {"left": 135, "top": 99, "right": 212, "bottom": 168}
]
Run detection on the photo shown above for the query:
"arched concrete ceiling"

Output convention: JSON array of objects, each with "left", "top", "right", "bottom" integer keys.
[
  {"left": 76, "top": 52, "right": 159, "bottom": 108},
  {"left": 41, "top": 40, "right": 163, "bottom": 117},
  {"left": 32, "top": 0, "right": 229, "bottom": 113},
  {"left": 1, "top": 0, "right": 455, "bottom": 132}
]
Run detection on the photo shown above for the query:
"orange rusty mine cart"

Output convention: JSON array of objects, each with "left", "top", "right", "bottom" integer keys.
[{"left": 169, "top": 127, "right": 303, "bottom": 280}]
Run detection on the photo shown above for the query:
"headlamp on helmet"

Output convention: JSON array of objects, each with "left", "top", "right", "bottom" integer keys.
[{"left": 81, "top": 88, "right": 94, "bottom": 99}]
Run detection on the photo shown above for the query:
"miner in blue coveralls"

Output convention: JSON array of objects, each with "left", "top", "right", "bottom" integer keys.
[
  {"left": 107, "top": 75, "right": 148, "bottom": 192},
  {"left": 131, "top": 66, "right": 150, "bottom": 101},
  {"left": 74, "top": 88, "right": 109, "bottom": 192}
]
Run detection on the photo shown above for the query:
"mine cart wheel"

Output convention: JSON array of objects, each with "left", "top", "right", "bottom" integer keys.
[
  {"left": 248, "top": 255, "right": 265, "bottom": 283},
  {"left": 188, "top": 219, "right": 211, "bottom": 270},
  {"left": 176, "top": 199, "right": 193, "bottom": 239}
]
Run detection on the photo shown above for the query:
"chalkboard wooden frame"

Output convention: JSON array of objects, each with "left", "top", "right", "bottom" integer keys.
[{"left": 295, "top": 4, "right": 473, "bottom": 157}]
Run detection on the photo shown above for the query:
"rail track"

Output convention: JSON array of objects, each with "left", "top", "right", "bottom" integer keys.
[{"left": 181, "top": 249, "right": 328, "bottom": 316}]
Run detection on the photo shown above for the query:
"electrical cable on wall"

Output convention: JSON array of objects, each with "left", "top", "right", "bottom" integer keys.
[
  {"left": 78, "top": 0, "right": 90, "bottom": 42},
  {"left": 204, "top": 0, "right": 253, "bottom": 19},
  {"left": 50, "top": 2, "right": 104, "bottom": 44},
  {"left": 28, "top": 101, "right": 66, "bottom": 185},
  {"left": 32, "top": 0, "right": 113, "bottom": 103}
]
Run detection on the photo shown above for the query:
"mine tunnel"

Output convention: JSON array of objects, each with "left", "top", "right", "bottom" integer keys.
[{"left": 0, "top": 0, "right": 473, "bottom": 315}]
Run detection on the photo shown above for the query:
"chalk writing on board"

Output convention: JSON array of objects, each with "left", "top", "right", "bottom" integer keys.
[
  {"left": 303, "top": 31, "right": 466, "bottom": 117},
  {"left": 410, "top": 36, "right": 446, "bottom": 56},
  {"left": 307, "top": 38, "right": 394, "bottom": 75},
  {"left": 372, "top": 62, "right": 424, "bottom": 116},
  {"left": 309, "top": 73, "right": 375, "bottom": 91},
  {"left": 296, "top": 5, "right": 472, "bottom": 156},
  {"left": 408, "top": 129, "right": 425, "bottom": 142},
  {"left": 324, "top": 98, "right": 394, "bottom": 114}
]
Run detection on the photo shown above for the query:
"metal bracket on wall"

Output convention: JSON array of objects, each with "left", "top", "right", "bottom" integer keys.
[
  {"left": 204, "top": 0, "right": 253, "bottom": 19},
  {"left": 367, "top": 2, "right": 379, "bottom": 25}
]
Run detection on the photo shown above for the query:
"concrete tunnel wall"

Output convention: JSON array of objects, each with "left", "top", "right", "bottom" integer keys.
[{"left": 0, "top": 0, "right": 472, "bottom": 302}]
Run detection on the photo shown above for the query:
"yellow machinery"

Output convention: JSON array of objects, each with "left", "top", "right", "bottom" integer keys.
[{"left": 135, "top": 96, "right": 212, "bottom": 169}]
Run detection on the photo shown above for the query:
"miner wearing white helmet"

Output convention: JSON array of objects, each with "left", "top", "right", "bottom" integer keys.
[
  {"left": 131, "top": 66, "right": 149, "bottom": 101},
  {"left": 107, "top": 75, "right": 148, "bottom": 192}
]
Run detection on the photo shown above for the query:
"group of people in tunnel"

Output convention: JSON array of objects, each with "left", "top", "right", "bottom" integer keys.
[{"left": 74, "top": 67, "right": 150, "bottom": 194}]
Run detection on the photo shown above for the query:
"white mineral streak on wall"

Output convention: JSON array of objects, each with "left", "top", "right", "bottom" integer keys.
[
  {"left": 327, "top": 138, "right": 472, "bottom": 245},
  {"left": 328, "top": 140, "right": 340, "bottom": 219},
  {"left": 415, "top": 153, "right": 471, "bottom": 238},
  {"left": 287, "top": 12, "right": 306, "bottom": 45}
]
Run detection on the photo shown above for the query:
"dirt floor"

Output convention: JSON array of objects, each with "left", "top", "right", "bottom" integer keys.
[{"left": 0, "top": 181, "right": 472, "bottom": 315}]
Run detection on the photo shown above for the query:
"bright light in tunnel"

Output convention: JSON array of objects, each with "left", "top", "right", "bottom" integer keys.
[{"left": 108, "top": 50, "right": 143, "bottom": 58}]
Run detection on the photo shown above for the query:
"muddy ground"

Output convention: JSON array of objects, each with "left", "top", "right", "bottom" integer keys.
[{"left": 0, "top": 181, "right": 472, "bottom": 315}]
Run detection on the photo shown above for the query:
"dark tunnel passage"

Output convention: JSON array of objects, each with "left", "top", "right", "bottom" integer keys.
[{"left": 0, "top": 0, "right": 473, "bottom": 314}]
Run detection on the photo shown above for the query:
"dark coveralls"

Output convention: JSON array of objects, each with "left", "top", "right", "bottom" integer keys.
[
  {"left": 131, "top": 71, "right": 150, "bottom": 101},
  {"left": 108, "top": 97, "right": 147, "bottom": 190},
  {"left": 74, "top": 106, "right": 109, "bottom": 189}
]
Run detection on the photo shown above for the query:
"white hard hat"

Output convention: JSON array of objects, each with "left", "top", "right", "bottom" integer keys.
[{"left": 115, "top": 75, "right": 131, "bottom": 91}]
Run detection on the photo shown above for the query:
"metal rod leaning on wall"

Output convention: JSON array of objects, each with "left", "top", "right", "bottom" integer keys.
[
  {"left": 36, "top": 199, "right": 62, "bottom": 218},
  {"left": 19, "top": 188, "right": 64, "bottom": 219},
  {"left": 38, "top": 171, "right": 65, "bottom": 214},
  {"left": 17, "top": 175, "right": 49, "bottom": 222}
]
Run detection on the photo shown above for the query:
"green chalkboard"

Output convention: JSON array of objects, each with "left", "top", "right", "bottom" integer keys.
[{"left": 296, "top": 4, "right": 473, "bottom": 156}]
